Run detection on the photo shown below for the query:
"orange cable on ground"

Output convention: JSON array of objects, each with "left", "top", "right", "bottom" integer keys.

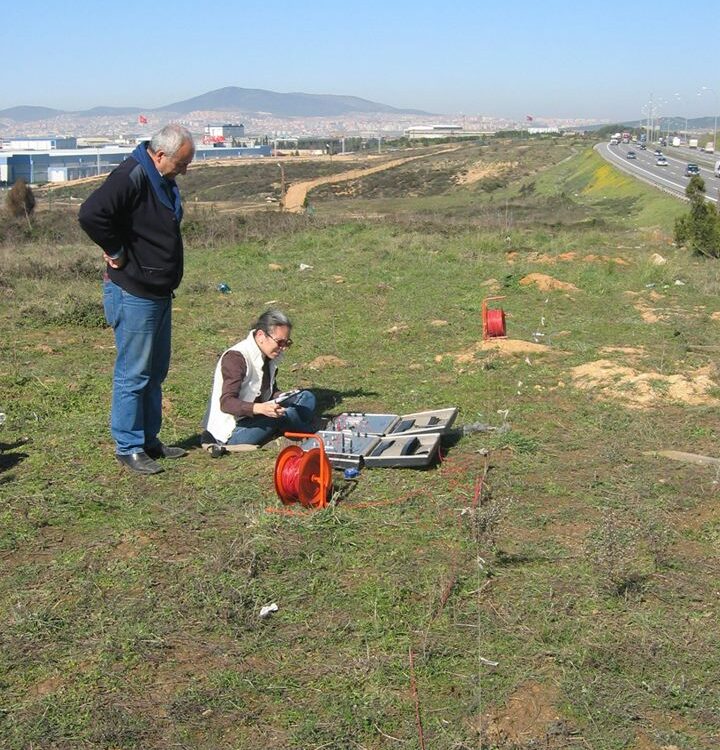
[
  {"left": 265, "top": 487, "right": 426, "bottom": 515},
  {"left": 408, "top": 646, "right": 427, "bottom": 750},
  {"left": 432, "top": 457, "right": 489, "bottom": 621}
]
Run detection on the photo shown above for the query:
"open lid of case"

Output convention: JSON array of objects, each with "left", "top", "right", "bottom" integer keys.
[
  {"left": 329, "top": 407, "right": 457, "bottom": 436},
  {"left": 388, "top": 407, "right": 458, "bottom": 435}
]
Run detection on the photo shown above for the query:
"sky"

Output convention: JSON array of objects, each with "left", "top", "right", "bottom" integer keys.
[{"left": 2, "top": 0, "right": 718, "bottom": 122}]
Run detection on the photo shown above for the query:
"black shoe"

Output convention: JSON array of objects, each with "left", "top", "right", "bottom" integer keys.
[
  {"left": 144, "top": 442, "right": 187, "bottom": 460},
  {"left": 116, "top": 451, "right": 164, "bottom": 475}
]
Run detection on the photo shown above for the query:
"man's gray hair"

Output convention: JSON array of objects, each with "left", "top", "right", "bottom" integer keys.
[
  {"left": 150, "top": 124, "right": 194, "bottom": 157},
  {"left": 253, "top": 309, "right": 292, "bottom": 334}
]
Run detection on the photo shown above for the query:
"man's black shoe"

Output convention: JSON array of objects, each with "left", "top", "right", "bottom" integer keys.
[
  {"left": 144, "top": 443, "right": 188, "bottom": 460},
  {"left": 116, "top": 451, "right": 164, "bottom": 475}
]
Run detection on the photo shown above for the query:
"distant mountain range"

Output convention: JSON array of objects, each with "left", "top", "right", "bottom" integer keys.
[{"left": 0, "top": 87, "right": 433, "bottom": 122}]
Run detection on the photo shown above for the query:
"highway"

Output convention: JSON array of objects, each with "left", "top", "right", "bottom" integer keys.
[{"left": 595, "top": 141, "right": 720, "bottom": 204}]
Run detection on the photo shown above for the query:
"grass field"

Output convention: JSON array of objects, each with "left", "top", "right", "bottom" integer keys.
[{"left": 1, "top": 139, "right": 719, "bottom": 749}]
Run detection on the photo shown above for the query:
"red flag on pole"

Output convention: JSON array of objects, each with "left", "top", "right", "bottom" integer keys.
[{"left": 138, "top": 115, "right": 148, "bottom": 124}]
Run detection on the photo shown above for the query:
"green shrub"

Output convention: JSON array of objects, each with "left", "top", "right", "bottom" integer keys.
[{"left": 674, "top": 175, "right": 720, "bottom": 257}]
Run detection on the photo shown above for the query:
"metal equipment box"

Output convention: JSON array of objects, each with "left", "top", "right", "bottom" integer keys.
[
  {"left": 328, "top": 407, "right": 458, "bottom": 437},
  {"left": 304, "top": 430, "right": 442, "bottom": 469}
]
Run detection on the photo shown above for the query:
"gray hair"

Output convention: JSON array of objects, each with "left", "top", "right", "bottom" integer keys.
[
  {"left": 253, "top": 309, "right": 292, "bottom": 334},
  {"left": 150, "top": 124, "right": 194, "bottom": 157}
]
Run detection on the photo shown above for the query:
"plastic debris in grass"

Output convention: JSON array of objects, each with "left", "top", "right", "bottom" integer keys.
[
  {"left": 259, "top": 602, "right": 278, "bottom": 619},
  {"left": 459, "top": 412, "right": 510, "bottom": 436}
]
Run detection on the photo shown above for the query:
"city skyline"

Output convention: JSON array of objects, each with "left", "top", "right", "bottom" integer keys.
[{"left": 3, "top": 0, "right": 718, "bottom": 122}]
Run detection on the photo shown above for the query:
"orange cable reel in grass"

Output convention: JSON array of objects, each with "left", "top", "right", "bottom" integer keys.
[
  {"left": 273, "top": 432, "right": 333, "bottom": 509},
  {"left": 482, "top": 295, "right": 507, "bottom": 340}
]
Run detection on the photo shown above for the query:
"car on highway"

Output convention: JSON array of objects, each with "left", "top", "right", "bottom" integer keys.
[
  {"left": 685, "top": 163, "right": 700, "bottom": 176},
  {"left": 654, "top": 149, "right": 663, "bottom": 157},
  {"left": 656, "top": 156, "right": 669, "bottom": 166},
  {"left": 639, "top": 143, "right": 647, "bottom": 150},
  {"left": 626, "top": 151, "right": 637, "bottom": 159}
]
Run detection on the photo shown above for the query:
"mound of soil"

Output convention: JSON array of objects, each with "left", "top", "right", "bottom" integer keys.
[
  {"left": 570, "top": 360, "right": 720, "bottom": 409},
  {"left": 520, "top": 273, "right": 580, "bottom": 292}
]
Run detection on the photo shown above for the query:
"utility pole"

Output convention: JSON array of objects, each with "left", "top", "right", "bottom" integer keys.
[{"left": 277, "top": 163, "right": 285, "bottom": 209}]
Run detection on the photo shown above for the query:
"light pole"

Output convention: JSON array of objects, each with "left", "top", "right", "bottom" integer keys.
[
  {"left": 698, "top": 86, "right": 718, "bottom": 152},
  {"left": 648, "top": 93, "right": 656, "bottom": 142},
  {"left": 674, "top": 93, "right": 688, "bottom": 143},
  {"left": 641, "top": 103, "right": 650, "bottom": 142},
  {"left": 656, "top": 97, "right": 668, "bottom": 144}
]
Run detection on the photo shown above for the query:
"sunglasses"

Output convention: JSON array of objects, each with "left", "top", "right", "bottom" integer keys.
[{"left": 266, "top": 332, "right": 293, "bottom": 348}]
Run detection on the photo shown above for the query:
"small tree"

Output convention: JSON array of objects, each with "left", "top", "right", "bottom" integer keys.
[
  {"left": 674, "top": 175, "right": 720, "bottom": 257},
  {"left": 6, "top": 179, "right": 36, "bottom": 229}
]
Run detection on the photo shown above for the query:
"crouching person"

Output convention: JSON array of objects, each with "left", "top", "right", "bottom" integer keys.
[{"left": 202, "top": 309, "right": 318, "bottom": 450}]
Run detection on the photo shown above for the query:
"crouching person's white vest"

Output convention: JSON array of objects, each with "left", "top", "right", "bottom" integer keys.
[{"left": 203, "top": 330, "right": 280, "bottom": 443}]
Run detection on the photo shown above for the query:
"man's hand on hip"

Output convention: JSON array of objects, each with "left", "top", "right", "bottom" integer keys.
[{"left": 104, "top": 250, "right": 127, "bottom": 269}]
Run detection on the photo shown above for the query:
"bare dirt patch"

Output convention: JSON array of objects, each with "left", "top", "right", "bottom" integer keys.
[
  {"left": 110, "top": 531, "right": 155, "bottom": 561},
  {"left": 436, "top": 337, "right": 552, "bottom": 364},
  {"left": 519, "top": 273, "right": 581, "bottom": 292},
  {"left": 570, "top": 359, "right": 720, "bottom": 409},
  {"left": 455, "top": 160, "right": 518, "bottom": 185},
  {"left": 623, "top": 290, "right": 695, "bottom": 325},
  {"left": 527, "top": 251, "right": 629, "bottom": 266},
  {"left": 599, "top": 346, "right": 647, "bottom": 356},
  {"left": 633, "top": 301, "right": 664, "bottom": 324},
  {"left": 28, "top": 675, "right": 65, "bottom": 698},
  {"left": 480, "top": 681, "right": 572, "bottom": 748},
  {"left": 306, "top": 355, "right": 349, "bottom": 369}
]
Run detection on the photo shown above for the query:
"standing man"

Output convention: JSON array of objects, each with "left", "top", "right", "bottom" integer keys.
[{"left": 79, "top": 124, "right": 195, "bottom": 475}]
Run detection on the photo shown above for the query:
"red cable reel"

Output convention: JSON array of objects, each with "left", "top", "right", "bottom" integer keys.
[
  {"left": 274, "top": 432, "right": 332, "bottom": 509},
  {"left": 482, "top": 296, "right": 507, "bottom": 339}
]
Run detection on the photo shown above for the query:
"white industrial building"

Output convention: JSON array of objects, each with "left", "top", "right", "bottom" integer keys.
[
  {"left": 7, "top": 136, "right": 77, "bottom": 151},
  {"left": 203, "top": 123, "right": 245, "bottom": 144},
  {"left": 404, "top": 124, "right": 492, "bottom": 139},
  {"left": 1, "top": 143, "right": 272, "bottom": 186}
]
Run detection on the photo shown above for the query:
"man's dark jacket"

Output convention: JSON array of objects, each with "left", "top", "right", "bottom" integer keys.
[{"left": 78, "top": 150, "right": 184, "bottom": 299}]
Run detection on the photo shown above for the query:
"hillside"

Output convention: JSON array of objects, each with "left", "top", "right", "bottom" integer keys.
[
  {"left": 156, "top": 86, "right": 431, "bottom": 116},
  {"left": 0, "top": 86, "right": 432, "bottom": 122}
]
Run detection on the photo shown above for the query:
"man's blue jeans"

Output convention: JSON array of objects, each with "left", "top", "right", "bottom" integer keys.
[
  {"left": 103, "top": 280, "right": 172, "bottom": 455},
  {"left": 226, "top": 390, "right": 317, "bottom": 446}
]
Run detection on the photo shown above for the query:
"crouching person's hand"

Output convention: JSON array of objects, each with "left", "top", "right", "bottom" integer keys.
[{"left": 254, "top": 401, "right": 285, "bottom": 418}]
